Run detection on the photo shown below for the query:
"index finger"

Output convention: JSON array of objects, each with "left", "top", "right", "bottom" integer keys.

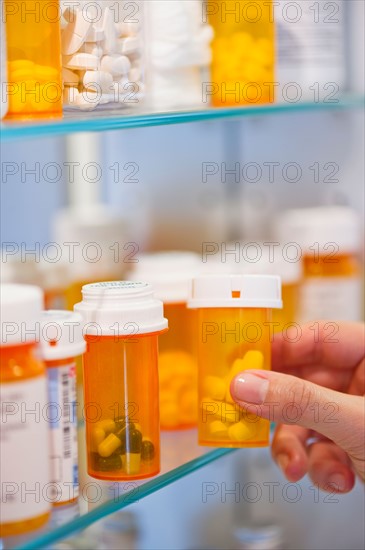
[{"left": 272, "top": 321, "right": 365, "bottom": 372}]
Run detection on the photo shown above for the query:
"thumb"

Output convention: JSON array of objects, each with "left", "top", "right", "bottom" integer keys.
[{"left": 230, "top": 370, "right": 364, "bottom": 452}]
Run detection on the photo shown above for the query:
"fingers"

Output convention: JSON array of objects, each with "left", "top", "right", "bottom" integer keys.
[
  {"left": 271, "top": 424, "right": 310, "bottom": 482},
  {"left": 272, "top": 322, "right": 365, "bottom": 372},
  {"left": 230, "top": 370, "right": 365, "bottom": 454},
  {"left": 272, "top": 425, "right": 356, "bottom": 493},
  {"left": 306, "top": 441, "right": 356, "bottom": 493}
]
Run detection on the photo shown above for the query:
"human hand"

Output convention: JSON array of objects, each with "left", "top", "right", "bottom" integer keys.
[{"left": 230, "top": 322, "right": 365, "bottom": 493}]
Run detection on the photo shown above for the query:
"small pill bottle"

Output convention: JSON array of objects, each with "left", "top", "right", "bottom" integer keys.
[
  {"left": 61, "top": 0, "right": 145, "bottom": 111},
  {"left": 4, "top": 0, "right": 62, "bottom": 119},
  {"left": 275, "top": 207, "right": 363, "bottom": 322},
  {"left": 128, "top": 252, "right": 201, "bottom": 430},
  {"left": 39, "top": 310, "right": 86, "bottom": 507},
  {"left": 208, "top": 0, "right": 275, "bottom": 107},
  {"left": 0, "top": 284, "right": 51, "bottom": 536},
  {"left": 74, "top": 281, "right": 168, "bottom": 481},
  {"left": 188, "top": 274, "right": 282, "bottom": 448}
]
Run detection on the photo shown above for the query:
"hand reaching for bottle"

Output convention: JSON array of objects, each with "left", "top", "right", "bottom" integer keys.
[{"left": 230, "top": 322, "right": 365, "bottom": 493}]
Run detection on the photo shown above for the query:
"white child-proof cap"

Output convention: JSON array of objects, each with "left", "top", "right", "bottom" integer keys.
[
  {"left": 128, "top": 251, "right": 202, "bottom": 303},
  {"left": 0, "top": 284, "right": 43, "bottom": 346},
  {"left": 188, "top": 274, "right": 282, "bottom": 309},
  {"left": 40, "top": 311, "right": 86, "bottom": 361},
  {"left": 274, "top": 206, "right": 362, "bottom": 254},
  {"left": 74, "top": 281, "right": 168, "bottom": 336}
]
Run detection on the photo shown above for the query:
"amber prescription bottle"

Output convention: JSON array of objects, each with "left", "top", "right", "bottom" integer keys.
[
  {"left": 74, "top": 281, "right": 168, "bottom": 481},
  {"left": 129, "top": 251, "right": 200, "bottom": 430},
  {"left": 39, "top": 310, "right": 86, "bottom": 506},
  {"left": 275, "top": 207, "right": 363, "bottom": 322},
  {"left": 4, "top": 0, "right": 62, "bottom": 119},
  {"left": 188, "top": 274, "right": 282, "bottom": 448},
  {"left": 208, "top": 0, "right": 275, "bottom": 106},
  {"left": 0, "top": 284, "right": 51, "bottom": 537}
]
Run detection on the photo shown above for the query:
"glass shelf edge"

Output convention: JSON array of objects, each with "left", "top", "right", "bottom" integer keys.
[
  {"left": 16, "top": 446, "right": 237, "bottom": 550},
  {"left": 1, "top": 95, "right": 364, "bottom": 142}
]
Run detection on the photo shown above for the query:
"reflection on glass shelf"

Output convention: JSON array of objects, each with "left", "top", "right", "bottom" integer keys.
[
  {"left": 4, "top": 430, "right": 237, "bottom": 550},
  {"left": 1, "top": 95, "right": 364, "bottom": 141}
]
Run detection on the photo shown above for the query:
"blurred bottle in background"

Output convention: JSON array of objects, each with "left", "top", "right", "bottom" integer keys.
[{"left": 275, "top": 206, "right": 363, "bottom": 322}]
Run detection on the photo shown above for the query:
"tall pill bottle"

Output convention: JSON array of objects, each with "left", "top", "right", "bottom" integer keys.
[
  {"left": 4, "top": 0, "right": 62, "bottom": 118},
  {"left": 60, "top": 0, "right": 145, "bottom": 111},
  {"left": 275, "top": 207, "right": 363, "bottom": 322},
  {"left": 128, "top": 252, "right": 201, "bottom": 430},
  {"left": 208, "top": 0, "right": 275, "bottom": 106},
  {"left": 39, "top": 311, "right": 86, "bottom": 506},
  {"left": 188, "top": 274, "right": 282, "bottom": 448},
  {"left": 0, "top": 285, "right": 51, "bottom": 536},
  {"left": 75, "top": 281, "right": 168, "bottom": 481}
]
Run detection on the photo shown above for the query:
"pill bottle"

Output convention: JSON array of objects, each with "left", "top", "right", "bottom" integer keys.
[
  {"left": 275, "top": 0, "right": 347, "bottom": 102},
  {"left": 275, "top": 207, "right": 363, "bottom": 322},
  {"left": 128, "top": 251, "right": 201, "bottom": 430},
  {"left": 4, "top": 0, "right": 62, "bottom": 119},
  {"left": 208, "top": 1, "right": 275, "bottom": 107},
  {"left": 74, "top": 281, "right": 168, "bottom": 481},
  {"left": 188, "top": 274, "right": 282, "bottom": 448},
  {"left": 61, "top": 0, "right": 145, "bottom": 111},
  {"left": 39, "top": 310, "right": 86, "bottom": 506},
  {"left": 0, "top": 284, "right": 51, "bottom": 536},
  {"left": 145, "top": 1, "right": 213, "bottom": 110},
  {"left": 1, "top": 6, "right": 8, "bottom": 119}
]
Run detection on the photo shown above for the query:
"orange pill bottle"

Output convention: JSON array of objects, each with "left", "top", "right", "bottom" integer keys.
[
  {"left": 0, "top": 284, "right": 51, "bottom": 537},
  {"left": 4, "top": 0, "right": 62, "bottom": 119},
  {"left": 39, "top": 310, "right": 86, "bottom": 506},
  {"left": 129, "top": 252, "right": 201, "bottom": 430},
  {"left": 276, "top": 207, "right": 363, "bottom": 322},
  {"left": 75, "top": 281, "right": 168, "bottom": 481},
  {"left": 207, "top": 0, "right": 275, "bottom": 106},
  {"left": 188, "top": 274, "right": 282, "bottom": 448}
]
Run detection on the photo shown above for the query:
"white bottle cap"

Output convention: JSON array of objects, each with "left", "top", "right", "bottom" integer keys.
[
  {"left": 52, "top": 205, "right": 127, "bottom": 283},
  {"left": 274, "top": 207, "right": 362, "bottom": 254},
  {"left": 40, "top": 311, "right": 86, "bottom": 361},
  {"left": 0, "top": 284, "right": 43, "bottom": 346},
  {"left": 128, "top": 251, "right": 202, "bottom": 303},
  {"left": 74, "top": 281, "right": 168, "bottom": 336},
  {"left": 188, "top": 274, "right": 282, "bottom": 309}
]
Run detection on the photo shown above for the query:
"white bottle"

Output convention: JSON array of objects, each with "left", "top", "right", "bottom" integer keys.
[
  {"left": 145, "top": 0, "right": 213, "bottom": 109},
  {"left": 1, "top": 6, "right": 9, "bottom": 119},
  {"left": 275, "top": 0, "right": 347, "bottom": 102}
]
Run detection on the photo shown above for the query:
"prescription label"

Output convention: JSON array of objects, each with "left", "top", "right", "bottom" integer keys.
[
  {"left": 47, "top": 362, "right": 79, "bottom": 503},
  {"left": 0, "top": 377, "right": 51, "bottom": 523},
  {"left": 299, "top": 277, "right": 363, "bottom": 322}
]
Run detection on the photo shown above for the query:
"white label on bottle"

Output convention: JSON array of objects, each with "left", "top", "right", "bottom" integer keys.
[
  {"left": 47, "top": 362, "right": 79, "bottom": 503},
  {"left": 299, "top": 277, "right": 363, "bottom": 322},
  {"left": 275, "top": 0, "right": 346, "bottom": 98},
  {"left": 0, "top": 377, "right": 51, "bottom": 524}
]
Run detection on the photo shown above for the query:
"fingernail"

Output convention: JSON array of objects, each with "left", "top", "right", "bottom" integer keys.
[
  {"left": 328, "top": 473, "right": 346, "bottom": 492},
  {"left": 231, "top": 372, "right": 269, "bottom": 405},
  {"left": 276, "top": 454, "right": 289, "bottom": 472}
]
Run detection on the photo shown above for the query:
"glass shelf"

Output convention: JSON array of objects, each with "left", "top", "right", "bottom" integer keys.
[
  {"left": 1, "top": 95, "right": 363, "bottom": 142},
  {"left": 7, "top": 429, "right": 237, "bottom": 550}
]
